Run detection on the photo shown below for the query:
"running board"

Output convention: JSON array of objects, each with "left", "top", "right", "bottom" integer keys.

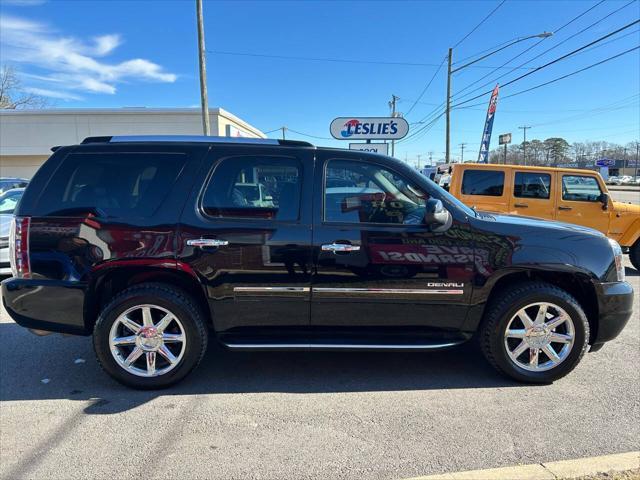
[{"left": 221, "top": 341, "right": 465, "bottom": 351}]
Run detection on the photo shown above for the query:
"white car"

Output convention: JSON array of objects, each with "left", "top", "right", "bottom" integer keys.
[
  {"left": 0, "top": 188, "right": 25, "bottom": 276},
  {"left": 439, "top": 173, "right": 452, "bottom": 190},
  {"left": 607, "top": 176, "right": 620, "bottom": 185},
  {"left": 620, "top": 175, "right": 634, "bottom": 185}
]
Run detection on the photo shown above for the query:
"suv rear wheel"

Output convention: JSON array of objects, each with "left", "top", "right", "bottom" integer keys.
[
  {"left": 93, "top": 283, "right": 208, "bottom": 389},
  {"left": 480, "top": 282, "right": 589, "bottom": 383}
]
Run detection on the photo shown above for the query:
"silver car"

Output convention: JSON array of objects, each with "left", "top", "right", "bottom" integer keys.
[{"left": 0, "top": 188, "right": 25, "bottom": 276}]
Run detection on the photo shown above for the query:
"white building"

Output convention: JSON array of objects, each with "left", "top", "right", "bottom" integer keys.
[{"left": 0, "top": 108, "right": 265, "bottom": 178}]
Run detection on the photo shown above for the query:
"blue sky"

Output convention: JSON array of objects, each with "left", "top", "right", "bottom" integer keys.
[{"left": 1, "top": 0, "right": 638, "bottom": 164}]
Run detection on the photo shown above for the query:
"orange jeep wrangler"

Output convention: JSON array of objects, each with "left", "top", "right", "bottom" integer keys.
[{"left": 448, "top": 163, "right": 640, "bottom": 269}]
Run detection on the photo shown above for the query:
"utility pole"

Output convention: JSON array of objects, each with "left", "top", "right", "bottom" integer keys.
[
  {"left": 444, "top": 33, "right": 551, "bottom": 166},
  {"left": 428, "top": 151, "right": 433, "bottom": 166},
  {"left": 195, "top": 0, "right": 211, "bottom": 136},
  {"left": 459, "top": 143, "right": 467, "bottom": 163},
  {"left": 445, "top": 48, "right": 453, "bottom": 164},
  {"left": 417, "top": 154, "right": 422, "bottom": 169},
  {"left": 635, "top": 141, "right": 639, "bottom": 178},
  {"left": 389, "top": 94, "right": 399, "bottom": 157},
  {"left": 280, "top": 126, "right": 287, "bottom": 140},
  {"left": 519, "top": 126, "right": 531, "bottom": 165}
]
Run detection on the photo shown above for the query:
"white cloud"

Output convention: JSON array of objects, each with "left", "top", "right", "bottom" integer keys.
[
  {"left": 24, "top": 87, "right": 82, "bottom": 101},
  {"left": 93, "top": 34, "right": 121, "bottom": 56},
  {"left": 0, "top": 14, "right": 177, "bottom": 97},
  {"left": 0, "top": 0, "right": 47, "bottom": 6}
]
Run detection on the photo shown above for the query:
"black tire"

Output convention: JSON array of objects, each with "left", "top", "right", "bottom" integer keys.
[
  {"left": 93, "top": 283, "right": 208, "bottom": 389},
  {"left": 480, "top": 281, "right": 589, "bottom": 384},
  {"left": 630, "top": 240, "right": 640, "bottom": 271}
]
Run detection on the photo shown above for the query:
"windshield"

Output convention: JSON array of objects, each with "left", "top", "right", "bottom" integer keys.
[{"left": 419, "top": 173, "right": 476, "bottom": 217}]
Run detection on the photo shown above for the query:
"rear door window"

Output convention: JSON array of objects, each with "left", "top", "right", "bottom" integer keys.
[
  {"left": 461, "top": 169, "right": 505, "bottom": 196},
  {"left": 36, "top": 152, "right": 187, "bottom": 217},
  {"left": 514, "top": 172, "right": 551, "bottom": 199},
  {"left": 201, "top": 156, "right": 302, "bottom": 221}
]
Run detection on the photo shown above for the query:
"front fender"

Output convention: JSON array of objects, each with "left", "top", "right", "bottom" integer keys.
[{"left": 617, "top": 218, "right": 640, "bottom": 247}]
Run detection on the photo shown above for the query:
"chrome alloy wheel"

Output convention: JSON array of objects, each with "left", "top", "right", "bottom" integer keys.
[
  {"left": 503, "top": 302, "right": 575, "bottom": 372},
  {"left": 108, "top": 304, "right": 186, "bottom": 377}
]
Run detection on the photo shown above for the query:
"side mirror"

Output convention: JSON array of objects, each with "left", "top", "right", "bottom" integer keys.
[
  {"left": 424, "top": 198, "right": 452, "bottom": 231},
  {"left": 600, "top": 192, "right": 609, "bottom": 211}
]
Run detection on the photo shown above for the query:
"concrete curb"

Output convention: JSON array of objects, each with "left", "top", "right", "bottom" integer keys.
[{"left": 408, "top": 451, "right": 639, "bottom": 480}]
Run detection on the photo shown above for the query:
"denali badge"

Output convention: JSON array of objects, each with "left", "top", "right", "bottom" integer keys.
[{"left": 427, "top": 282, "right": 464, "bottom": 288}]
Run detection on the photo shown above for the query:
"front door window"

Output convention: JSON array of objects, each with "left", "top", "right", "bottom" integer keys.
[
  {"left": 324, "top": 159, "right": 429, "bottom": 225},
  {"left": 557, "top": 174, "right": 609, "bottom": 235}
]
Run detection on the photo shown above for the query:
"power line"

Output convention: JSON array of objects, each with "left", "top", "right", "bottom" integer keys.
[
  {"left": 452, "top": 0, "right": 506, "bottom": 49},
  {"left": 404, "top": 56, "right": 447, "bottom": 117},
  {"left": 398, "top": 110, "right": 447, "bottom": 144},
  {"left": 206, "top": 50, "right": 535, "bottom": 70},
  {"left": 262, "top": 127, "right": 333, "bottom": 140},
  {"left": 406, "top": 49, "right": 637, "bottom": 147},
  {"left": 457, "top": 92, "right": 640, "bottom": 113},
  {"left": 455, "top": 46, "right": 639, "bottom": 110},
  {"left": 452, "top": 0, "right": 634, "bottom": 101},
  {"left": 499, "top": 45, "right": 639, "bottom": 101},
  {"left": 455, "top": 37, "right": 536, "bottom": 65},
  {"left": 453, "top": 0, "right": 605, "bottom": 66},
  {"left": 530, "top": 94, "right": 640, "bottom": 127},
  {"left": 285, "top": 127, "right": 333, "bottom": 140},
  {"left": 451, "top": 19, "right": 640, "bottom": 108},
  {"left": 578, "top": 27, "right": 640, "bottom": 55}
]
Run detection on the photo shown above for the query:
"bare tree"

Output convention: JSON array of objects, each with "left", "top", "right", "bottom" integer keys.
[{"left": 0, "top": 65, "right": 48, "bottom": 109}]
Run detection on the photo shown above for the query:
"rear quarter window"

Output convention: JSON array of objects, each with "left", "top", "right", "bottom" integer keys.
[
  {"left": 35, "top": 152, "right": 187, "bottom": 217},
  {"left": 461, "top": 169, "right": 505, "bottom": 196}
]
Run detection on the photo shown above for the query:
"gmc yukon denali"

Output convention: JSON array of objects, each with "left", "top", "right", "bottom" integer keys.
[{"left": 1, "top": 136, "right": 634, "bottom": 389}]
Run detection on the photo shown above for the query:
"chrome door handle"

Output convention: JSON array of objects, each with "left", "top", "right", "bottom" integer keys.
[
  {"left": 321, "top": 243, "right": 361, "bottom": 253},
  {"left": 514, "top": 203, "right": 528, "bottom": 208},
  {"left": 186, "top": 238, "right": 229, "bottom": 247},
  {"left": 558, "top": 206, "right": 572, "bottom": 211}
]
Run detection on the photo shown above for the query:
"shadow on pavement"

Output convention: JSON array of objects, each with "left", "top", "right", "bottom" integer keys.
[{"left": 0, "top": 321, "right": 522, "bottom": 414}]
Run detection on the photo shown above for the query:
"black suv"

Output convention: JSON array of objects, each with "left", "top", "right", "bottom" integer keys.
[{"left": 1, "top": 136, "right": 633, "bottom": 389}]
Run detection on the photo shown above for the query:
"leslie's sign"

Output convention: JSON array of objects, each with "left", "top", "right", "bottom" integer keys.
[{"left": 330, "top": 117, "right": 409, "bottom": 140}]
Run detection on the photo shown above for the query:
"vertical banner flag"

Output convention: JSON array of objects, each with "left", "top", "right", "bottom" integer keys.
[{"left": 477, "top": 84, "right": 500, "bottom": 163}]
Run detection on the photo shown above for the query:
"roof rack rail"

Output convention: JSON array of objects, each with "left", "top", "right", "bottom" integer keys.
[{"left": 80, "top": 135, "right": 314, "bottom": 147}]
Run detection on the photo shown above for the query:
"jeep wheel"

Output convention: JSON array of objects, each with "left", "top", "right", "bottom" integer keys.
[
  {"left": 480, "top": 282, "right": 589, "bottom": 384},
  {"left": 93, "top": 283, "right": 208, "bottom": 389},
  {"left": 630, "top": 241, "right": 640, "bottom": 271}
]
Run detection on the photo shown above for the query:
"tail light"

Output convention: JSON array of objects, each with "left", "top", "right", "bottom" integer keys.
[{"left": 9, "top": 217, "right": 31, "bottom": 278}]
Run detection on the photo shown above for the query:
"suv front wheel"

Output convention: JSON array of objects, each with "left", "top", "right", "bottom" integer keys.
[
  {"left": 93, "top": 283, "right": 208, "bottom": 389},
  {"left": 480, "top": 282, "right": 589, "bottom": 383}
]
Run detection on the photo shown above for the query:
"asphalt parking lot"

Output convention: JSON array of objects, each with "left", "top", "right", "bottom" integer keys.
[
  {"left": 610, "top": 188, "right": 640, "bottom": 204},
  {"left": 1, "top": 192, "right": 638, "bottom": 480}
]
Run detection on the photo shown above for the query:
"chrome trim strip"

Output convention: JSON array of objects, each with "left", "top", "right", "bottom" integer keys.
[
  {"left": 313, "top": 288, "right": 464, "bottom": 295},
  {"left": 233, "top": 287, "right": 310, "bottom": 293},
  {"left": 111, "top": 135, "right": 279, "bottom": 145},
  {"left": 187, "top": 238, "right": 229, "bottom": 247},
  {"left": 224, "top": 342, "right": 461, "bottom": 350}
]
